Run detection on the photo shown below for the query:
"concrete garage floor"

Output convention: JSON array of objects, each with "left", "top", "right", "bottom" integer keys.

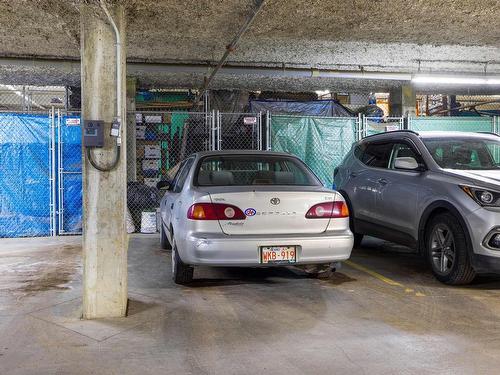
[{"left": 2, "top": 236, "right": 500, "bottom": 374}]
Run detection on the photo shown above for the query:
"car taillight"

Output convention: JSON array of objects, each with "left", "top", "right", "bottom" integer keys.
[
  {"left": 187, "top": 203, "right": 246, "bottom": 220},
  {"left": 305, "top": 201, "right": 349, "bottom": 219}
]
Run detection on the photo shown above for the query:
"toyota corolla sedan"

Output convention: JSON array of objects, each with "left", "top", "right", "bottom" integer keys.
[
  {"left": 335, "top": 130, "right": 500, "bottom": 285},
  {"left": 158, "top": 151, "right": 354, "bottom": 284}
]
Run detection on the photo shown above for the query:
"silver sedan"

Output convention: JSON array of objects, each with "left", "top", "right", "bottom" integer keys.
[{"left": 158, "top": 151, "right": 354, "bottom": 284}]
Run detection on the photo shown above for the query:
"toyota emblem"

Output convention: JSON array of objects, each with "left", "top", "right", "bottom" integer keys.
[{"left": 270, "top": 198, "right": 280, "bottom": 205}]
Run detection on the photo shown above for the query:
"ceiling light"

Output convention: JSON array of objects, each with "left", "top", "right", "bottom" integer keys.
[{"left": 412, "top": 75, "right": 500, "bottom": 85}]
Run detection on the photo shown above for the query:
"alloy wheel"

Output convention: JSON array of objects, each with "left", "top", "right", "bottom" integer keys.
[{"left": 430, "top": 224, "right": 455, "bottom": 275}]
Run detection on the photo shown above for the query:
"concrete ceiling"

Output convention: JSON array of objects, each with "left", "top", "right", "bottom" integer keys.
[{"left": 1, "top": 0, "right": 500, "bottom": 92}]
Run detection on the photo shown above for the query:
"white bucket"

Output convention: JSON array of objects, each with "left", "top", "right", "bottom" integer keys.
[{"left": 140, "top": 211, "right": 157, "bottom": 234}]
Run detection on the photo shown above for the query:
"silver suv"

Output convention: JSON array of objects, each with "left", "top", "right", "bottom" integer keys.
[{"left": 335, "top": 130, "right": 500, "bottom": 284}]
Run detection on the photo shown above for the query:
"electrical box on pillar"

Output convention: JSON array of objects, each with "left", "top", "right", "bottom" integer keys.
[{"left": 83, "top": 120, "right": 104, "bottom": 147}]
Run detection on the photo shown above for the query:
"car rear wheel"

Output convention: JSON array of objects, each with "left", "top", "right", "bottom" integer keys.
[
  {"left": 160, "top": 222, "right": 172, "bottom": 250},
  {"left": 172, "top": 239, "right": 194, "bottom": 285},
  {"left": 426, "top": 213, "right": 475, "bottom": 285}
]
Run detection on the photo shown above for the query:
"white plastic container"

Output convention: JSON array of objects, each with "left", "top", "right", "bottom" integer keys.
[{"left": 140, "top": 211, "right": 157, "bottom": 233}]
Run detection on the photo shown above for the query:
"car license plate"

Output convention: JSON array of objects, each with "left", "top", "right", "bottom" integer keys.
[{"left": 260, "top": 246, "right": 296, "bottom": 264}]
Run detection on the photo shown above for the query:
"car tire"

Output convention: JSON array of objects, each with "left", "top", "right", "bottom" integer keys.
[
  {"left": 425, "top": 212, "right": 475, "bottom": 285},
  {"left": 339, "top": 192, "right": 363, "bottom": 248},
  {"left": 172, "top": 240, "right": 194, "bottom": 285},
  {"left": 160, "top": 222, "right": 172, "bottom": 250}
]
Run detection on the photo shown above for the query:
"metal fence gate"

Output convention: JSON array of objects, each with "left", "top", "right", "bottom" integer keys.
[
  {"left": 57, "top": 111, "right": 82, "bottom": 235},
  {"left": 216, "top": 112, "right": 262, "bottom": 151}
]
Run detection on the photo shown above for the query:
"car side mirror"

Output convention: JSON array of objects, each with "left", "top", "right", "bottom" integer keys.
[
  {"left": 156, "top": 180, "right": 172, "bottom": 190},
  {"left": 394, "top": 157, "right": 421, "bottom": 171}
]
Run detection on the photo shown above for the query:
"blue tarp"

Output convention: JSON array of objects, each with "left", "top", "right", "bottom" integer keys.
[
  {"left": 0, "top": 113, "right": 51, "bottom": 237},
  {"left": 250, "top": 99, "right": 353, "bottom": 117},
  {"left": 60, "top": 116, "right": 82, "bottom": 233}
]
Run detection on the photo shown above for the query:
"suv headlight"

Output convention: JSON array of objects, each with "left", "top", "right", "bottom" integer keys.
[{"left": 461, "top": 185, "right": 500, "bottom": 207}]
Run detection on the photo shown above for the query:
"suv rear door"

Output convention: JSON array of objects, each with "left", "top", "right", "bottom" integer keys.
[
  {"left": 347, "top": 141, "right": 392, "bottom": 223},
  {"left": 373, "top": 141, "right": 424, "bottom": 238}
]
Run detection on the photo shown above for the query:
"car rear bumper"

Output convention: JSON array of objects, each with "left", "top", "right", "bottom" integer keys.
[{"left": 178, "top": 230, "right": 354, "bottom": 266}]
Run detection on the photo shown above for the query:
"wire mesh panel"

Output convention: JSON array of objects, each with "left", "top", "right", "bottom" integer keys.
[
  {"left": 408, "top": 116, "right": 494, "bottom": 133},
  {"left": 58, "top": 112, "right": 82, "bottom": 235},
  {"left": 0, "top": 86, "right": 66, "bottom": 112},
  {"left": 0, "top": 112, "right": 52, "bottom": 237},
  {"left": 128, "top": 111, "right": 213, "bottom": 233},
  {"left": 268, "top": 115, "right": 357, "bottom": 188},
  {"left": 217, "top": 112, "right": 262, "bottom": 150},
  {"left": 362, "top": 116, "right": 404, "bottom": 137}
]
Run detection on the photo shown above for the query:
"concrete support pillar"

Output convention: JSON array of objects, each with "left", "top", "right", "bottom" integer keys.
[
  {"left": 81, "top": 4, "right": 128, "bottom": 319},
  {"left": 389, "top": 84, "right": 416, "bottom": 117},
  {"left": 126, "top": 77, "right": 137, "bottom": 182}
]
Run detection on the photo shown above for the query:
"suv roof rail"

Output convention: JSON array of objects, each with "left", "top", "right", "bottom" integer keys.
[
  {"left": 477, "top": 131, "right": 500, "bottom": 137},
  {"left": 360, "top": 129, "right": 419, "bottom": 141}
]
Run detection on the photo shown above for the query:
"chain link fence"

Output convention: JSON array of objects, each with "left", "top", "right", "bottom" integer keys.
[
  {"left": 57, "top": 111, "right": 82, "bottom": 235},
  {"left": 268, "top": 115, "right": 358, "bottom": 188},
  {"left": 217, "top": 112, "right": 262, "bottom": 151},
  {"left": 128, "top": 111, "right": 214, "bottom": 233},
  {"left": 3, "top": 103, "right": 500, "bottom": 238},
  {"left": 362, "top": 116, "right": 404, "bottom": 137},
  {"left": 0, "top": 111, "right": 53, "bottom": 237},
  {"left": 0, "top": 86, "right": 66, "bottom": 112}
]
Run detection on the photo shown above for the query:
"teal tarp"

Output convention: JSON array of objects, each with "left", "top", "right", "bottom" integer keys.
[{"left": 270, "top": 115, "right": 356, "bottom": 188}]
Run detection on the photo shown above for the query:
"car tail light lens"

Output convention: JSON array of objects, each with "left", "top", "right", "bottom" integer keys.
[
  {"left": 305, "top": 201, "right": 349, "bottom": 219},
  {"left": 187, "top": 203, "right": 246, "bottom": 220}
]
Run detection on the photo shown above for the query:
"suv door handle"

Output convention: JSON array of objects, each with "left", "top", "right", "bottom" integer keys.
[
  {"left": 378, "top": 178, "right": 388, "bottom": 185},
  {"left": 170, "top": 203, "right": 174, "bottom": 209}
]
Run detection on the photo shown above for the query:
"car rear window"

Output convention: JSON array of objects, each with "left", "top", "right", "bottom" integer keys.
[{"left": 195, "top": 155, "right": 320, "bottom": 186}]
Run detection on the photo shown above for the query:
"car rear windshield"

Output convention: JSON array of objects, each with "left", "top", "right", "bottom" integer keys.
[
  {"left": 423, "top": 137, "right": 500, "bottom": 170},
  {"left": 195, "top": 155, "right": 320, "bottom": 186}
]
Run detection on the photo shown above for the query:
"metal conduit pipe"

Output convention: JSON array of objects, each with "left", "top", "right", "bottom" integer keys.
[
  {"left": 192, "top": 0, "right": 267, "bottom": 105},
  {"left": 99, "top": 0, "right": 122, "bottom": 123},
  {"left": 129, "top": 63, "right": 413, "bottom": 81},
  {"left": 86, "top": 0, "right": 122, "bottom": 172}
]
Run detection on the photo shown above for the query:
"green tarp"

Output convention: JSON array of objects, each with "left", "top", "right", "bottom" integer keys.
[
  {"left": 410, "top": 117, "right": 494, "bottom": 133},
  {"left": 270, "top": 115, "right": 357, "bottom": 188}
]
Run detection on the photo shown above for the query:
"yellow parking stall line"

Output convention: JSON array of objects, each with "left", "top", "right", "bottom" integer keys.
[{"left": 344, "top": 260, "right": 404, "bottom": 287}]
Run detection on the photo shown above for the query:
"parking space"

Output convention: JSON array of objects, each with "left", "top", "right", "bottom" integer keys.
[{"left": 3, "top": 235, "right": 500, "bottom": 374}]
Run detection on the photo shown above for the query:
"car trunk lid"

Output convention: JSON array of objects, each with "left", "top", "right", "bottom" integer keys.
[{"left": 207, "top": 187, "right": 337, "bottom": 235}]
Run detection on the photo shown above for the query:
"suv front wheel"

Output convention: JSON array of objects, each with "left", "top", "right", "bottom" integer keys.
[{"left": 426, "top": 212, "right": 475, "bottom": 285}]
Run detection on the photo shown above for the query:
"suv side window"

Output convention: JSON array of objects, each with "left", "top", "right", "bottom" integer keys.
[
  {"left": 172, "top": 158, "right": 194, "bottom": 193},
  {"left": 388, "top": 143, "right": 420, "bottom": 169},
  {"left": 360, "top": 142, "right": 393, "bottom": 168}
]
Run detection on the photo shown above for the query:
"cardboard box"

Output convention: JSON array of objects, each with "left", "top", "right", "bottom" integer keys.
[
  {"left": 136, "top": 125, "right": 146, "bottom": 140},
  {"left": 144, "top": 145, "right": 161, "bottom": 159},
  {"left": 144, "top": 177, "right": 160, "bottom": 188},
  {"left": 145, "top": 114, "right": 163, "bottom": 124},
  {"left": 142, "top": 159, "right": 160, "bottom": 175}
]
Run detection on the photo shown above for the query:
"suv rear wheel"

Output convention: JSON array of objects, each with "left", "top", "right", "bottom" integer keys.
[
  {"left": 339, "top": 192, "right": 363, "bottom": 248},
  {"left": 426, "top": 213, "right": 475, "bottom": 285}
]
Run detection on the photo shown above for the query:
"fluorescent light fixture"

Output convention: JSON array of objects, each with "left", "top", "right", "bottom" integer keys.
[
  {"left": 412, "top": 75, "right": 500, "bottom": 85},
  {"left": 315, "top": 90, "right": 330, "bottom": 96}
]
